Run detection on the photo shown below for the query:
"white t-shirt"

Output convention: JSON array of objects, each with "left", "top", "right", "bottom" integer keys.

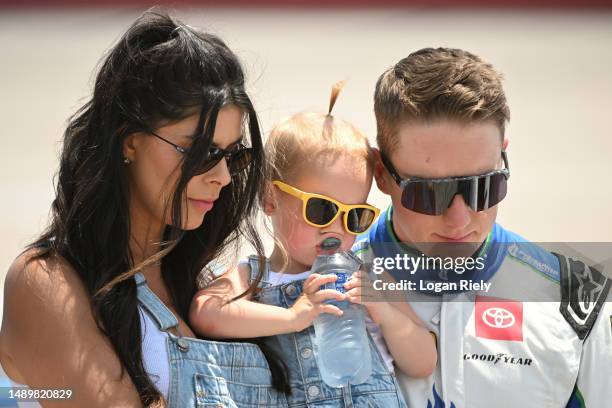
[{"left": 262, "top": 267, "right": 395, "bottom": 373}]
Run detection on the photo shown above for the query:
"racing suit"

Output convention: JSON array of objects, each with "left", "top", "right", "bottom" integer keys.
[{"left": 353, "top": 208, "right": 611, "bottom": 408}]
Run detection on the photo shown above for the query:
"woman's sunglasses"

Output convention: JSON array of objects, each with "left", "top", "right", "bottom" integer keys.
[
  {"left": 272, "top": 180, "right": 380, "bottom": 235},
  {"left": 150, "top": 131, "right": 253, "bottom": 176},
  {"left": 380, "top": 151, "right": 510, "bottom": 216}
]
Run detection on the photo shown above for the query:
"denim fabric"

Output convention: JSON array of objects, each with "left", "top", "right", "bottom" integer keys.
[
  {"left": 135, "top": 272, "right": 288, "bottom": 408},
  {"left": 248, "top": 256, "right": 408, "bottom": 408}
]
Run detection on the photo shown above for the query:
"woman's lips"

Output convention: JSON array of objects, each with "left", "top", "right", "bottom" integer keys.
[{"left": 189, "top": 198, "right": 215, "bottom": 212}]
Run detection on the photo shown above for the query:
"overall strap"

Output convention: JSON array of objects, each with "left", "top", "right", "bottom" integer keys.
[
  {"left": 247, "top": 255, "right": 273, "bottom": 288},
  {"left": 134, "top": 272, "right": 179, "bottom": 331}
]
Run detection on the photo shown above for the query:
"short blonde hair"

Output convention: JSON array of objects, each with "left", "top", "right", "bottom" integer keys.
[
  {"left": 375, "top": 47, "right": 510, "bottom": 153},
  {"left": 266, "top": 82, "right": 374, "bottom": 183}
]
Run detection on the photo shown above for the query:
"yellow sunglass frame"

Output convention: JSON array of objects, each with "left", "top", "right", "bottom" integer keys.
[{"left": 272, "top": 180, "right": 380, "bottom": 235}]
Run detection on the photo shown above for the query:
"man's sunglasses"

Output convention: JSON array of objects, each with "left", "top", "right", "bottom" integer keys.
[
  {"left": 150, "top": 131, "right": 253, "bottom": 176},
  {"left": 380, "top": 151, "right": 510, "bottom": 216},
  {"left": 272, "top": 180, "right": 380, "bottom": 235}
]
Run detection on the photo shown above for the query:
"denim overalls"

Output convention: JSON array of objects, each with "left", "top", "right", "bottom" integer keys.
[
  {"left": 246, "top": 256, "right": 408, "bottom": 408},
  {"left": 135, "top": 272, "right": 289, "bottom": 407}
]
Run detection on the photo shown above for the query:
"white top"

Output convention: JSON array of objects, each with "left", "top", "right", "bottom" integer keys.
[
  {"left": 139, "top": 306, "right": 170, "bottom": 402},
  {"left": 267, "top": 270, "right": 310, "bottom": 285},
  {"left": 264, "top": 268, "right": 395, "bottom": 372}
]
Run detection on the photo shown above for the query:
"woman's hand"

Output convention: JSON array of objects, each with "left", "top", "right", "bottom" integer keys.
[{"left": 288, "top": 273, "right": 346, "bottom": 332}]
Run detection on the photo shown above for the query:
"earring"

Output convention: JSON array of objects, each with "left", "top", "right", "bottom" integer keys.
[{"left": 123, "top": 157, "right": 131, "bottom": 164}]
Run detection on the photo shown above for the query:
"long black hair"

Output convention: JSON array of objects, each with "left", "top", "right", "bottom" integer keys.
[{"left": 28, "top": 9, "right": 287, "bottom": 406}]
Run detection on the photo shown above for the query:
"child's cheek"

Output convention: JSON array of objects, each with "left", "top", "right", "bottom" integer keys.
[
  {"left": 284, "top": 223, "right": 318, "bottom": 263},
  {"left": 287, "top": 220, "right": 318, "bottom": 249},
  {"left": 341, "top": 235, "right": 357, "bottom": 252}
]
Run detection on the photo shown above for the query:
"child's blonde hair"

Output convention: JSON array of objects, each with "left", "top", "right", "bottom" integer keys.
[{"left": 265, "top": 81, "right": 374, "bottom": 183}]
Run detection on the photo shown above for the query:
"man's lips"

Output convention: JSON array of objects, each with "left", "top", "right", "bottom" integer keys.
[
  {"left": 189, "top": 198, "right": 216, "bottom": 211},
  {"left": 433, "top": 232, "right": 474, "bottom": 242}
]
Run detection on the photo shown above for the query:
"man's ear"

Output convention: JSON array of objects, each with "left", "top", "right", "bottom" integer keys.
[
  {"left": 263, "top": 181, "right": 278, "bottom": 215},
  {"left": 372, "top": 148, "right": 391, "bottom": 195},
  {"left": 503, "top": 135, "right": 509, "bottom": 151}
]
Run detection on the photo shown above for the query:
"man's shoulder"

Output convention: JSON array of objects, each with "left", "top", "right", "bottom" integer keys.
[
  {"left": 504, "top": 242, "right": 562, "bottom": 284},
  {"left": 554, "top": 252, "right": 611, "bottom": 340},
  {"left": 497, "top": 225, "right": 611, "bottom": 340}
]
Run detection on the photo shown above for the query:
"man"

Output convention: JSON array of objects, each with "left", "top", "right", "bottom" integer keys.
[{"left": 354, "top": 47, "right": 611, "bottom": 408}]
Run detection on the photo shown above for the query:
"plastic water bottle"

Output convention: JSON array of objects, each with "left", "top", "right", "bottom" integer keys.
[{"left": 311, "top": 249, "right": 372, "bottom": 388}]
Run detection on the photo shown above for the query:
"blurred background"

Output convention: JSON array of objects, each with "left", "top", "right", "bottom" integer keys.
[{"left": 1, "top": 0, "right": 611, "bottom": 400}]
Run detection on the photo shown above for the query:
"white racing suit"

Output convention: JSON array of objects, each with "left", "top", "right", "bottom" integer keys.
[{"left": 354, "top": 208, "right": 611, "bottom": 408}]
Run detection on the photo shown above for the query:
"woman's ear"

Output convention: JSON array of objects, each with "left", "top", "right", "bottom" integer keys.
[
  {"left": 263, "top": 181, "right": 278, "bottom": 215},
  {"left": 372, "top": 148, "right": 391, "bottom": 195},
  {"left": 122, "top": 133, "right": 140, "bottom": 163}
]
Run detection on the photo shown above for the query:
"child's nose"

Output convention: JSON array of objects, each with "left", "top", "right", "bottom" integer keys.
[{"left": 321, "top": 212, "right": 346, "bottom": 236}]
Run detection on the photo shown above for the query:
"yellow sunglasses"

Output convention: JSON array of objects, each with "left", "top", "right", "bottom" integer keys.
[{"left": 272, "top": 180, "right": 380, "bottom": 235}]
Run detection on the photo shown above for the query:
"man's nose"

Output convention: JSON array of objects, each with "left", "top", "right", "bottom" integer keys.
[{"left": 442, "top": 194, "right": 472, "bottom": 229}]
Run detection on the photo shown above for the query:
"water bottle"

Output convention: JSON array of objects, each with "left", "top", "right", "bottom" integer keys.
[{"left": 311, "top": 249, "right": 372, "bottom": 388}]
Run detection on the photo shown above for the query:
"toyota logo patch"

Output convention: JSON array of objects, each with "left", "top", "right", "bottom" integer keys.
[
  {"left": 475, "top": 296, "right": 523, "bottom": 341},
  {"left": 482, "top": 307, "right": 516, "bottom": 329}
]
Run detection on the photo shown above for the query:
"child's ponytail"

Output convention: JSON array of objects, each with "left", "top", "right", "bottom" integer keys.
[{"left": 328, "top": 80, "right": 347, "bottom": 116}]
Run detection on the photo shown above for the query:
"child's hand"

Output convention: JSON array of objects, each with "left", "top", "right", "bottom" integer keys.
[
  {"left": 289, "top": 273, "right": 346, "bottom": 332},
  {"left": 344, "top": 269, "right": 392, "bottom": 326}
]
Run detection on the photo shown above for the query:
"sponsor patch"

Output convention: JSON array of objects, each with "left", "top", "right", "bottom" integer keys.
[
  {"left": 463, "top": 352, "right": 533, "bottom": 366},
  {"left": 508, "top": 243, "right": 560, "bottom": 282},
  {"left": 475, "top": 295, "right": 523, "bottom": 341},
  {"left": 556, "top": 253, "right": 611, "bottom": 340}
]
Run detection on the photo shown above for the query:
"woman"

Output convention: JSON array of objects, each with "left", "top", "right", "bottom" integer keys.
[{"left": 0, "top": 10, "right": 287, "bottom": 407}]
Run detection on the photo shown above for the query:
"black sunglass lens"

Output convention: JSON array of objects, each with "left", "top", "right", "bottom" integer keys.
[
  {"left": 194, "top": 153, "right": 223, "bottom": 175},
  {"left": 346, "top": 208, "right": 376, "bottom": 233},
  {"left": 193, "top": 147, "right": 253, "bottom": 176},
  {"left": 401, "top": 173, "right": 508, "bottom": 215},
  {"left": 476, "top": 173, "right": 507, "bottom": 210},
  {"left": 228, "top": 148, "right": 253, "bottom": 175},
  {"left": 305, "top": 198, "right": 338, "bottom": 226},
  {"left": 402, "top": 181, "right": 457, "bottom": 215}
]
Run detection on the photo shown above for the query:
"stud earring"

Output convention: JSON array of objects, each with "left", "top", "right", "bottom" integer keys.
[{"left": 123, "top": 157, "right": 131, "bottom": 164}]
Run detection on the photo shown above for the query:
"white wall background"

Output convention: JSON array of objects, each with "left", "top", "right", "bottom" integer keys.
[{"left": 1, "top": 7, "right": 611, "bottom": 327}]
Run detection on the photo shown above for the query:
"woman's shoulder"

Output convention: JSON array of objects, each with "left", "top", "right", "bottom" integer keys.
[
  {"left": 1, "top": 249, "right": 142, "bottom": 405},
  {"left": 1, "top": 249, "right": 84, "bottom": 380},
  {"left": 4, "top": 248, "right": 88, "bottom": 308},
  {"left": 2, "top": 247, "right": 96, "bottom": 353}
]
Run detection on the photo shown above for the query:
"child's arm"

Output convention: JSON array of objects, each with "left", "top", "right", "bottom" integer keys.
[
  {"left": 189, "top": 264, "right": 346, "bottom": 339},
  {"left": 344, "top": 270, "right": 437, "bottom": 379}
]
